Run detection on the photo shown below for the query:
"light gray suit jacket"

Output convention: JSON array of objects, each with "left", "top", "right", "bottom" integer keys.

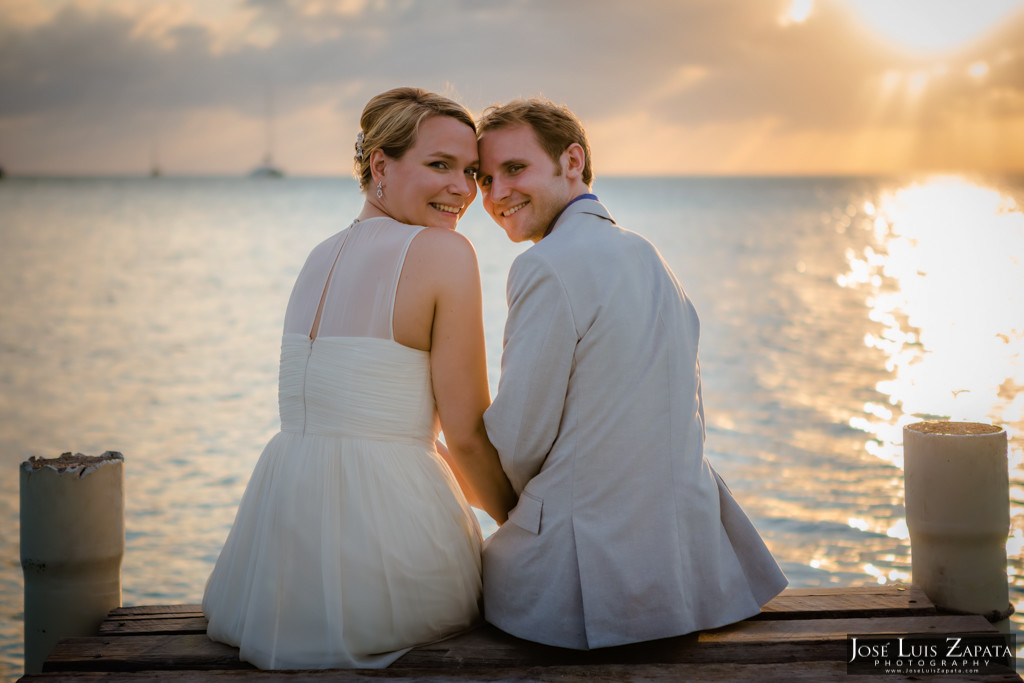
[{"left": 482, "top": 198, "right": 787, "bottom": 649}]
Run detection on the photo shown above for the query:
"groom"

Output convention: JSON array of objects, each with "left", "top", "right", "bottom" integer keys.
[{"left": 476, "top": 99, "right": 788, "bottom": 650}]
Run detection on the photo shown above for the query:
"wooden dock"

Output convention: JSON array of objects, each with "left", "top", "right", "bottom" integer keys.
[{"left": 20, "top": 585, "right": 1022, "bottom": 681}]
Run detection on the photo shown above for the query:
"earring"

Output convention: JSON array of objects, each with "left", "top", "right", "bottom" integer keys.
[{"left": 376, "top": 180, "right": 383, "bottom": 199}]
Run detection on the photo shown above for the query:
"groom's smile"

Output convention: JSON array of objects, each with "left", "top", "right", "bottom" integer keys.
[{"left": 501, "top": 201, "right": 529, "bottom": 217}]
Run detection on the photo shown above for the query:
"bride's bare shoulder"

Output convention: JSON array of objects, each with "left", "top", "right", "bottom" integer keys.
[{"left": 408, "top": 227, "right": 479, "bottom": 267}]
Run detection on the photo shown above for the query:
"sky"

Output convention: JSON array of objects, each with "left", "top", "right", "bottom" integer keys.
[{"left": 1, "top": 0, "right": 1024, "bottom": 177}]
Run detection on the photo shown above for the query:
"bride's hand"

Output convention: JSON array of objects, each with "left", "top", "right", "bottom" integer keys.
[{"left": 435, "top": 438, "right": 483, "bottom": 509}]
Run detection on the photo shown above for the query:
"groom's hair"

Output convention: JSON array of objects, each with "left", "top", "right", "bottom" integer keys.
[{"left": 478, "top": 98, "right": 593, "bottom": 187}]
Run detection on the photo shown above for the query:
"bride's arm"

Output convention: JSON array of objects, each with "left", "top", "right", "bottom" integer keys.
[{"left": 425, "top": 232, "right": 516, "bottom": 524}]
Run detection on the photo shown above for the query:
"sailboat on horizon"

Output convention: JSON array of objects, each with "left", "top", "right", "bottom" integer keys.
[
  {"left": 250, "top": 85, "right": 284, "bottom": 179},
  {"left": 150, "top": 134, "right": 161, "bottom": 178}
]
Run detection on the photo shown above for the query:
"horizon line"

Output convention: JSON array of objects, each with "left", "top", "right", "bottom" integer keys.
[{"left": 4, "top": 170, "right": 1024, "bottom": 181}]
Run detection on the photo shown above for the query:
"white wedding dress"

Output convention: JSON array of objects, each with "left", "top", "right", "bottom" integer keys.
[{"left": 203, "top": 217, "right": 483, "bottom": 670}]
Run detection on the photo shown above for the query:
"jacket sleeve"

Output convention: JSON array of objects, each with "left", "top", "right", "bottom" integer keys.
[{"left": 484, "top": 251, "right": 577, "bottom": 494}]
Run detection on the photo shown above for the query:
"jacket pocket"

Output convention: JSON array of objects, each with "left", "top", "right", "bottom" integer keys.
[{"left": 508, "top": 490, "right": 543, "bottom": 534}]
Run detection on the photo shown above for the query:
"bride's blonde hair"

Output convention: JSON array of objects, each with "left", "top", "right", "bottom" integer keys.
[{"left": 354, "top": 87, "right": 475, "bottom": 192}]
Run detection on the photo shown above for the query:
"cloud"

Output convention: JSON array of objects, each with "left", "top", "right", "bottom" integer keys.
[{"left": 1, "top": 0, "right": 1023, "bottom": 174}]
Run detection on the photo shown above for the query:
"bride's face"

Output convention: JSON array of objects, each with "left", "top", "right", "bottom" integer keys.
[{"left": 378, "top": 115, "right": 479, "bottom": 231}]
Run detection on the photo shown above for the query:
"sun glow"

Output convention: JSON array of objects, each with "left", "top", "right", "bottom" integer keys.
[
  {"left": 968, "top": 61, "right": 991, "bottom": 80},
  {"left": 781, "top": 0, "right": 814, "bottom": 25},
  {"left": 840, "top": 0, "right": 1024, "bottom": 54}
]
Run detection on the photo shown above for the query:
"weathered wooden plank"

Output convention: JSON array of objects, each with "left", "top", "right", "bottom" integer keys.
[
  {"left": 97, "top": 585, "right": 936, "bottom": 637},
  {"left": 754, "top": 584, "right": 935, "bottom": 619},
  {"left": 701, "top": 614, "right": 995, "bottom": 644},
  {"left": 43, "top": 634, "right": 252, "bottom": 673},
  {"left": 19, "top": 660, "right": 1023, "bottom": 682},
  {"left": 44, "top": 614, "right": 997, "bottom": 673},
  {"left": 395, "top": 615, "right": 996, "bottom": 668},
  {"left": 100, "top": 605, "right": 206, "bottom": 635},
  {"left": 108, "top": 605, "right": 205, "bottom": 618},
  {"left": 780, "top": 586, "right": 918, "bottom": 597},
  {"left": 100, "top": 617, "right": 209, "bottom": 636}
]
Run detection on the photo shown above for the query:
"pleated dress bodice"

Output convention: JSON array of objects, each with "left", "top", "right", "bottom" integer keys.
[{"left": 278, "top": 335, "right": 436, "bottom": 447}]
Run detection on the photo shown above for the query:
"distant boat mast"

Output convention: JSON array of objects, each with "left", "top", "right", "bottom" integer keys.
[
  {"left": 264, "top": 85, "right": 275, "bottom": 167},
  {"left": 150, "top": 134, "right": 161, "bottom": 178},
  {"left": 251, "top": 84, "right": 284, "bottom": 178}
]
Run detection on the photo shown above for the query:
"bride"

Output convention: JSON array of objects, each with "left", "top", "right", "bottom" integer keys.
[{"left": 202, "top": 87, "right": 516, "bottom": 670}]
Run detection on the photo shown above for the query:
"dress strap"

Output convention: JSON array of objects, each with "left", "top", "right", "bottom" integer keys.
[
  {"left": 387, "top": 225, "right": 426, "bottom": 341},
  {"left": 308, "top": 223, "right": 354, "bottom": 340}
]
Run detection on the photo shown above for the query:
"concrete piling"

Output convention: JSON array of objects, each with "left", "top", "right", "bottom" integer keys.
[{"left": 20, "top": 451, "right": 125, "bottom": 674}]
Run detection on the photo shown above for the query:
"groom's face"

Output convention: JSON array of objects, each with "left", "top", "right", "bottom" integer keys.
[{"left": 477, "top": 124, "right": 572, "bottom": 244}]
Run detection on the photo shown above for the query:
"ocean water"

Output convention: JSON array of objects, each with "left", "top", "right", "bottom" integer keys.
[{"left": 1, "top": 174, "right": 1023, "bottom": 679}]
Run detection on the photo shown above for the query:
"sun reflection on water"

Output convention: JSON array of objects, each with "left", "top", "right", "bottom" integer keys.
[
  {"left": 838, "top": 175, "right": 1024, "bottom": 632},
  {"left": 839, "top": 175, "right": 1024, "bottom": 469}
]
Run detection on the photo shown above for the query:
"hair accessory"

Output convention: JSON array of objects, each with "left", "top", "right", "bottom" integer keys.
[
  {"left": 376, "top": 180, "right": 383, "bottom": 199},
  {"left": 355, "top": 131, "right": 365, "bottom": 161}
]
